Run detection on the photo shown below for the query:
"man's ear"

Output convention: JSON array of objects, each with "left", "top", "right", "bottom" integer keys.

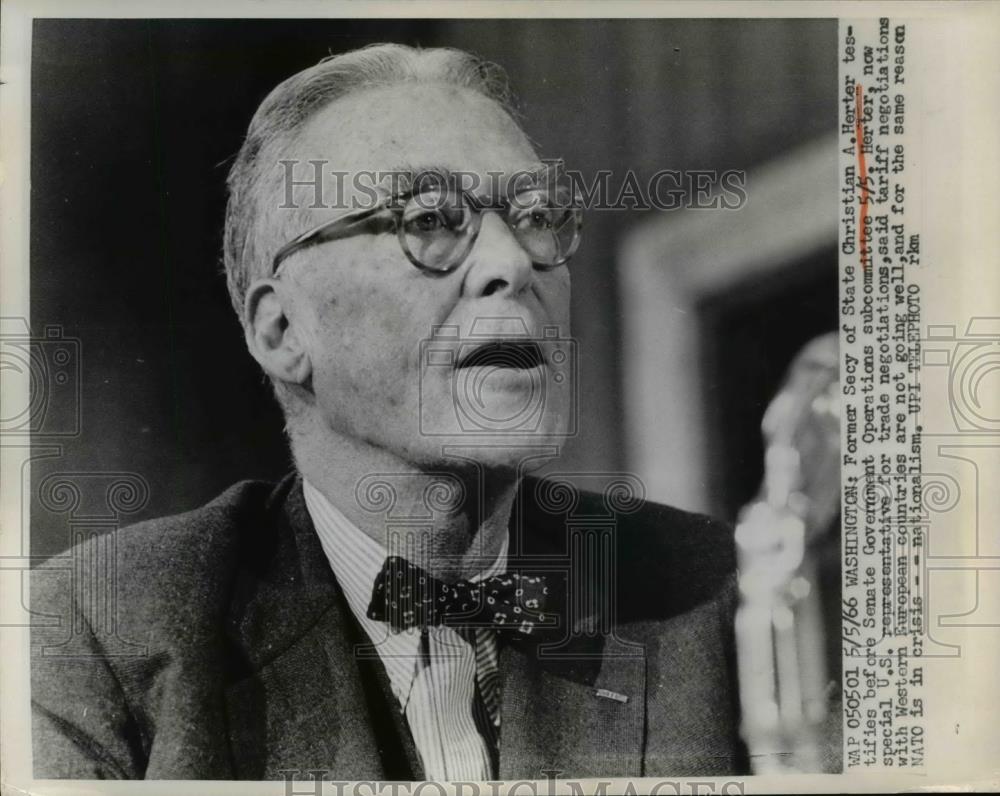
[{"left": 243, "top": 278, "right": 312, "bottom": 387}]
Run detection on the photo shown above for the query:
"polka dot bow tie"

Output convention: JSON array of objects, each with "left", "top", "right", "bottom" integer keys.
[{"left": 367, "top": 556, "right": 561, "bottom": 637}]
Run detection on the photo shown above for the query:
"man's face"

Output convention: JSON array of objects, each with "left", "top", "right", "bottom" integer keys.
[{"left": 274, "top": 83, "right": 573, "bottom": 469}]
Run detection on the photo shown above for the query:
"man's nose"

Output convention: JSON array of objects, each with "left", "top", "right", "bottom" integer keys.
[{"left": 461, "top": 212, "right": 534, "bottom": 298}]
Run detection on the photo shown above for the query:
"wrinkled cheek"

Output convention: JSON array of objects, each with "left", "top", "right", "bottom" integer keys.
[
  {"left": 304, "top": 255, "right": 448, "bottom": 435},
  {"left": 544, "top": 272, "right": 573, "bottom": 332}
]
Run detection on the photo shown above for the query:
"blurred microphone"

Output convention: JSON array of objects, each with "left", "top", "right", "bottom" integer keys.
[{"left": 734, "top": 332, "right": 840, "bottom": 773}]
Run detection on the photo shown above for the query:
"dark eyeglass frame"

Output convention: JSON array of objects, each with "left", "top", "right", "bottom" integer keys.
[{"left": 270, "top": 184, "right": 583, "bottom": 275}]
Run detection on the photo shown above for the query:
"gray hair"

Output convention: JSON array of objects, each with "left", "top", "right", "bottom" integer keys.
[{"left": 222, "top": 43, "right": 517, "bottom": 321}]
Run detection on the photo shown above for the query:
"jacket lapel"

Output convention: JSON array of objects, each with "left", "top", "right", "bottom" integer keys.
[
  {"left": 224, "top": 477, "right": 386, "bottom": 780},
  {"left": 222, "top": 474, "right": 649, "bottom": 780},
  {"left": 497, "top": 633, "right": 646, "bottom": 779},
  {"left": 498, "top": 476, "right": 648, "bottom": 778}
]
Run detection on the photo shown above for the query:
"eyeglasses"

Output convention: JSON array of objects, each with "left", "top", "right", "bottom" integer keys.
[{"left": 271, "top": 180, "right": 583, "bottom": 275}]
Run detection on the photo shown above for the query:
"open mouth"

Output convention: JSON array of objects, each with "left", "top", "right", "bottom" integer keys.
[{"left": 456, "top": 340, "right": 545, "bottom": 370}]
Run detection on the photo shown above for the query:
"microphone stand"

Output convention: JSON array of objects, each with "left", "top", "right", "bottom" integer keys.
[{"left": 734, "top": 333, "right": 840, "bottom": 773}]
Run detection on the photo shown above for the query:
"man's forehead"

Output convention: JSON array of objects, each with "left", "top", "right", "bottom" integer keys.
[
  {"left": 291, "top": 82, "right": 540, "bottom": 183},
  {"left": 384, "top": 160, "right": 555, "bottom": 197}
]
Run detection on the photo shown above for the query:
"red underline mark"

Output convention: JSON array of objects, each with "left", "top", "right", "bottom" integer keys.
[{"left": 855, "top": 83, "right": 870, "bottom": 272}]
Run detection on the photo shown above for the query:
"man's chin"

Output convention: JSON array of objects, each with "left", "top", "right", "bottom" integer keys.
[{"left": 414, "top": 427, "right": 570, "bottom": 471}]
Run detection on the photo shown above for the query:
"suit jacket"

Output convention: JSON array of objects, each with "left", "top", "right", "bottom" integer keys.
[{"left": 31, "top": 473, "right": 746, "bottom": 780}]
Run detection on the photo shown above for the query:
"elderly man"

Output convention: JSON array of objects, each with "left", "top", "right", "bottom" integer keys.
[{"left": 31, "top": 44, "right": 742, "bottom": 781}]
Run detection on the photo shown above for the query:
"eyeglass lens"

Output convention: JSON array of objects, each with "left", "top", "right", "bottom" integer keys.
[{"left": 397, "top": 186, "right": 580, "bottom": 272}]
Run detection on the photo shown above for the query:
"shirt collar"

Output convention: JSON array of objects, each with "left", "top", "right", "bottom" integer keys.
[{"left": 302, "top": 479, "right": 508, "bottom": 701}]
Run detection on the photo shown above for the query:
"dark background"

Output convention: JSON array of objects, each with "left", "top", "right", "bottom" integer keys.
[{"left": 30, "top": 18, "right": 838, "bottom": 556}]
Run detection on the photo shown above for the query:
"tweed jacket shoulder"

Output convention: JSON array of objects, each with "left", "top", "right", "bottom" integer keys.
[{"left": 31, "top": 474, "right": 745, "bottom": 780}]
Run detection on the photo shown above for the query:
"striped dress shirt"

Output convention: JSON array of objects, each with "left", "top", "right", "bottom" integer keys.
[{"left": 303, "top": 480, "right": 503, "bottom": 781}]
